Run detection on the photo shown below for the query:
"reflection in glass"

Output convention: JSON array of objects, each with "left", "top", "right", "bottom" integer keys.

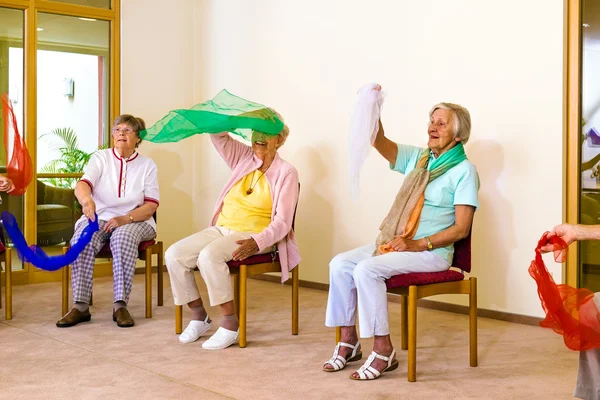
[
  {"left": 0, "top": 7, "right": 25, "bottom": 271},
  {"left": 35, "top": 13, "right": 109, "bottom": 253},
  {"left": 580, "top": 0, "right": 600, "bottom": 291},
  {"left": 48, "top": 0, "right": 110, "bottom": 10}
]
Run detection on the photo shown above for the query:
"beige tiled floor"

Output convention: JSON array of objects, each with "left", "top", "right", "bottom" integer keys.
[{"left": 0, "top": 274, "right": 580, "bottom": 400}]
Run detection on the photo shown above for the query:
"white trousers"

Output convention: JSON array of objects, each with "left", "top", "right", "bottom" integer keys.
[
  {"left": 165, "top": 226, "right": 273, "bottom": 306},
  {"left": 325, "top": 244, "right": 450, "bottom": 338}
]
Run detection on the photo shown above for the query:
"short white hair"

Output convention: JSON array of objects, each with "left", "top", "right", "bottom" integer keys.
[
  {"left": 429, "top": 103, "right": 471, "bottom": 144},
  {"left": 269, "top": 108, "right": 290, "bottom": 146}
]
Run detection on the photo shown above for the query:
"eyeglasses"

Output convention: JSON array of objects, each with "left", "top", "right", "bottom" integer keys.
[{"left": 112, "top": 127, "right": 135, "bottom": 135}]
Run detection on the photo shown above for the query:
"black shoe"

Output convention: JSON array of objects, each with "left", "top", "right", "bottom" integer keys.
[
  {"left": 56, "top": 308, "right": 92, "bottom": 328},
  {"left": 112, "top": 308, "right": 134, "bottom": 328}
]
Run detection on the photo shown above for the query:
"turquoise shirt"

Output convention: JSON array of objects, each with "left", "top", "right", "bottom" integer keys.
[{"left": 391, "top": 144, "right": 480, "bottom": 264}]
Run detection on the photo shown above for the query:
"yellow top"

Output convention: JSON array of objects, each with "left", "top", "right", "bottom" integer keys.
[{"left": 216, "top": 170, "right": 273, "bottom": 232}]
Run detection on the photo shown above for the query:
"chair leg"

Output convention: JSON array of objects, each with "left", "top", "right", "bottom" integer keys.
[
  {"left": 145, "top": 248, "right": 152, "bottom": 318},
  {"left": 469, "top": 277, "right": 478, "bottom": 367},
  {"left": 233, "top": 273, "right": 240, "bottom": 319},
  {"left": 335, "top": 326, "right": 341, "bottom": 343},
  {"left": 401, "top": 295, "right": 408, "bottom": 350},
  {"left": 239, "top": 264, "right": 248, "bottom": 348},
  {"left": 408, "top": 286, "right": 418, "bottom": 382},
  {"left": 175, "top": 305, "right": 183, "bottom": 334},
  {"left": 157, "top": 242, "right": 164, "bottom": 307},
  {"left": 61, "top": 247, "right": 69, "bottom": 316},
  {"left": 292, "top": 265, "right": 299, "bottom": 335},
  {"left": 5, "top": 248, "right": 12, "bottom": 320}
]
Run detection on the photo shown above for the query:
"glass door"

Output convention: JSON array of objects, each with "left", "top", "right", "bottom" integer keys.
[
  {"left": 34, "top": 13, "right": 110, "bottom": 260},
  {"left": 579, "top": 0, "right": 600, "bottom": 291},
  {"left": 0, "top": 0, "right": 118, "bottom": 284}
]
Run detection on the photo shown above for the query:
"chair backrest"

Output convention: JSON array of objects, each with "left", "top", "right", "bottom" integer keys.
[
  {"left": 291, "top": 182, "right": 300, "bottom": 231},
  {"left": 451, "top": 231, "right": 472, "bottom": 273}
]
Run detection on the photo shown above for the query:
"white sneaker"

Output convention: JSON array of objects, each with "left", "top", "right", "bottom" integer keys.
[
  {"left": 179, "top": 316, "right": 212, "bottom": 344},
  {"left": 202, "top": 327, "right": 239, "bottom": 350}
]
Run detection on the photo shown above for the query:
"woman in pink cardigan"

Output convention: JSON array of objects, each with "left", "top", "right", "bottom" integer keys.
[{"left": 165, "top": 111, "right": 300, "bottom": 350}]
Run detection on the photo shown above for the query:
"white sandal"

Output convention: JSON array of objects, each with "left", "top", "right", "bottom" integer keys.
[
  {"left": 179, "top": 315, "right": 212, "bottom": 344},
  {"left": 350, "top": 350, "right": 398, "bottom": 380},
  {"left": 323, "top": 341, "right": 362, "bottom": 372}
]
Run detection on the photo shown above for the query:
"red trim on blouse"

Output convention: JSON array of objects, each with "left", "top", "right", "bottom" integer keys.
[
  {"left": 144, "top": 197, "right": 159, "bottom": 206},
  {"left": 117, "top": 158, "right": 124, "bottom": 198},
  {"left": 112, "top": 148, "right": 138, "bottom": 161},
  {"left": 80, "top": 179, "right": 94, "bottom": 192}
]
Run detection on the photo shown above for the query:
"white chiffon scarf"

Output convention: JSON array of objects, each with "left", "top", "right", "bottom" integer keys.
[{"left": 349, "top": 83, "right": 385, "bottom": 200}]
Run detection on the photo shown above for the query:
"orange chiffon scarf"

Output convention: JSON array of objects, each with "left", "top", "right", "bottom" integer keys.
[
  {"left": 530, "top": 232, "right": 600, "bottom": 351},
  {"left": 1, "top": 93, "right": 32, "bottom": 196}
]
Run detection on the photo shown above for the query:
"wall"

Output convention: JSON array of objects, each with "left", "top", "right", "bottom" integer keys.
[
  {"left": 191, "top": 0, "right": 565, "bottom": 318},
  {"left": 121, "top": 0, "right": 196, "bottom": 249}
]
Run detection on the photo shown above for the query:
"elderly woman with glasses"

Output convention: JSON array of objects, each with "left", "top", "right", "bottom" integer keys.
[
  {"left": 323, "top": 95, "right": 480, "bottom": 380},
  {"left": 165, "top": 109, "right": 300, "bottom": 350},
  {"left": 56, "top": 114, "right": 160, "bottom": 329}
]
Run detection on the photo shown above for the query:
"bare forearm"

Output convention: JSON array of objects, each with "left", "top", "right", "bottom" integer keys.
[
  {"left": 425, "top": 225, "right": 470, "bottom": 251},
  {"left": 74, "top": 181, "right": 93, "bottom": 205},
  {"left": 373, "top": 119, "right": 398, "bottom": 166},
  {"left": 129, "top": 202, "right": 158, "bottom": 222},
  {"left": 576, "top": 225, "right": 600, "bottom": 241}
]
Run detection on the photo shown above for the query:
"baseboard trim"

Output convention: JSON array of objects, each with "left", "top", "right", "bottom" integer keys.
[{"left": 250, "top": 274, "right": 543, "bottom": 327}]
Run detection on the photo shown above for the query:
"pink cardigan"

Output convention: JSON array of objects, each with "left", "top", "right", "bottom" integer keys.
[{"left": 210, "top": 133, "right": 301, "bottom": 282}]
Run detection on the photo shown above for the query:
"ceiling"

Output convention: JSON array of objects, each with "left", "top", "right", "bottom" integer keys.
[{"left": 0, "top": 6, "right": 109, "bottom": 50}]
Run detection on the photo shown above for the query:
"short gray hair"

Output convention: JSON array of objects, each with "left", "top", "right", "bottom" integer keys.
[
  {"left": 429, "top": 103, "right": 471, "bottom": 144},
  {"left": 113, "top": 114, "right": 146, "bottom": 148},
  {"left": 269, "top": 108, "right": 290, "bottom": 147}
]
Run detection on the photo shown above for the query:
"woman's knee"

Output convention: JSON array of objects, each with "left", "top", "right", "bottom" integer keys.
[
  {"left": 352, "top": 260, "right": 377, "bottom": 282},
  {"left": 165, "top": 244, "right": 180, "bottom": 265},
  {"left": 197, "top": 245, "right": 227, "bottom": 266},
  {"left": 329, "top": 252, "right": 354, "bottom": 278},
  {"left": 110, "top": 227, "right": 138, "bottom": 244}
]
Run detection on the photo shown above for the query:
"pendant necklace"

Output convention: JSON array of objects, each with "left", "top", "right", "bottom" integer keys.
[{"left": 246, "top": 169, "right": 266, "bottom": 195}]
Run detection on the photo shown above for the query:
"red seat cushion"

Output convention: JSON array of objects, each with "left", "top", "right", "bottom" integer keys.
[
  {"left": 96, "top": 239, "right": 157, "bottom": 259},
  {"left": 386, "top": 269, "right": 465, "bottom": 289},
  {"left": 227, "top": 252, "right": 279, "bottom": 268}
]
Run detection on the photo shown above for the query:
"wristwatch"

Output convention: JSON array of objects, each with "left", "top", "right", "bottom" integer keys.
[
  {"left": 127, "top": 214, "right": 134, "bottom": 223},
  {"left": 425, "top": 236, "right": 433, "bottom": 251}
]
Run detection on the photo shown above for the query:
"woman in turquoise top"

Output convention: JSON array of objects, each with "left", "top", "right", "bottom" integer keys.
[{"left": 323, "top": 98, "right": 480, "bottom": 380}]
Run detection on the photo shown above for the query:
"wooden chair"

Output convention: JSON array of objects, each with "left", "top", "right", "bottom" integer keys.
[
  {"left": 0, "top": 225, "right": 12, "bottom": 320},
  {"left": 335, "top": 233, "right": 477, "bottom": 382},
  {"left": 175, "top": 254, "right": 299, "bottom": 348},
  {"left": 61, "top": 234, "right": 164, "bottom": 319}
]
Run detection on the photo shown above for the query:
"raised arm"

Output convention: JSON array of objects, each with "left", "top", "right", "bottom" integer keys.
[
  {"left": 373, "top": 119, "right": 399, "bottom": 167},
  {"left": 210, "top": 132, "right": 254, "bottom": 170}
]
